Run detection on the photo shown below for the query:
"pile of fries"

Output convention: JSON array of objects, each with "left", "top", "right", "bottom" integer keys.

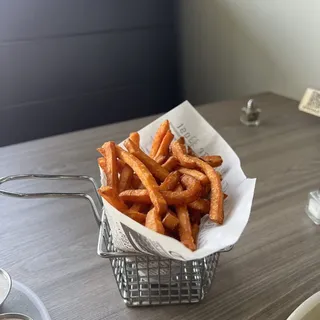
[{"left": 97, "top": 120, "right": 225, "bottom": 251}]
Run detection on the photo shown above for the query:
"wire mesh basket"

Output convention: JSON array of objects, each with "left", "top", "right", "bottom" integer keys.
[
  {"left": 0, "top": 174, "right": 231, "bottom": 307},
  {"left": 98, "top": 213, "right": 220, "bottom": 306}
]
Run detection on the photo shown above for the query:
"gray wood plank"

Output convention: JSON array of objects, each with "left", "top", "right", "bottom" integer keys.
[
  {"left": 0, "top": 0, "right": 174, "bottom": 42},
  {"left": 1, "top": 93, "right": 319, "bottom": 320},
  {"left": 0, "top": 28, "right": 176, "bottom": 108}
]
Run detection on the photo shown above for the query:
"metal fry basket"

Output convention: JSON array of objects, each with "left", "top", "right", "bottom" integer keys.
[{"left": 0, "top": 174, "right": 231, "bottom": 307}]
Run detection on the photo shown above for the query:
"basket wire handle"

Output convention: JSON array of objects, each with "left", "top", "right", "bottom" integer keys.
[
  {"left": 0, "top": 174, "right": 102, "bottom": 225},
  {"left": 0, "top": 174, "right": 234, "bottom": 256}
]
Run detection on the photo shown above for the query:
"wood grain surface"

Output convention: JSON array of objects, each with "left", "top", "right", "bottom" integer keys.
[{"left": 0, "top": 93, "right": 319, "bottom": 320}]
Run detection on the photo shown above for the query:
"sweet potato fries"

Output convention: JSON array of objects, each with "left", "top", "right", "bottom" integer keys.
[{"left": 97, "top": 120, "right": 225, "bottom": 251}]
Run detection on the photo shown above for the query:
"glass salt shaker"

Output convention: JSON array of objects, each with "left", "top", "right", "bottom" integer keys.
[
  {"left": 306, "top": 189, "right": 320, "bottom": 225},
  {"left": 240, "top": 99, "right": 261, "bottom": 126}
]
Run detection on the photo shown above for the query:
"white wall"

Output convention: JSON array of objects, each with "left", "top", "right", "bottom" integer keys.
[{"left": 179, "top": 0, "right": 320, "bottom": 104}]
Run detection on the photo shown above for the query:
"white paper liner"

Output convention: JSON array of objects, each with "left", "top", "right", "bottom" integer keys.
[{"left": 99, "top": 101, "right": 256, "bottom": 261}]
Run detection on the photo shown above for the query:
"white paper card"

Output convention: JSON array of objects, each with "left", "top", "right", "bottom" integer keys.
[
  {"left": 299, "top": 88, "right": 320, "bottom": 117},
  {"left": 99, "top": 101, "right": 256, "bottom": 261}
]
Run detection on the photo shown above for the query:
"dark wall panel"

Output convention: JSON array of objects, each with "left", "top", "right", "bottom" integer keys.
[
  {"left": 0, "top": 28, "right": 176, "bottom": 108},
  {"left": 0, "top": 83, "right": 176, "bottom": 146},
  {"left": 0, "top": 0, "right": 174, "bottom": 41},
  {"left": 0, "top": 1, "right": 180, "bottom": 146}
]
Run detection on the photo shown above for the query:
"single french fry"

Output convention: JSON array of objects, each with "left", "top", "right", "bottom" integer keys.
[
  {"left": 130, "top": 203, "right": 150, "bottom": 213},
  {"left": 178, "top": 168, "right": 209, "bottom": 185},
  {"left": 98, "top": 186, "right": 128, "bottom": 212},
  {"left": 175, "top": 184, "right": 196, "bottom": 251},
  {"left": 124, "top": 139, "right": 169, "bottom": 181},
  {"left": 119, "top": 164, "right": 133, "bottom": 192},
  {"left": 191, "top": 156, "right": 224, "bottom": 224},
  {"left": 149, "top": 120, "right": 170, "bottom": 158},
  {"left": 97, "top": 157, "right": 106, "bottom": 172},
  {"left": 162, "top": 156, "right": 179, "bottom": 171},
  {"left": 117, "top": 159, "right": 125, "bottom": 172},
  {"left": 171, "top": 140, "right": 196, "bottom": 169},
  {"left": 120, "top": 190, "right": 149, "bottom": 201},
  {"left": 159, "top": 171, "right": 181, "bottom": 191},
  {"left": 125, "top": 209, "right": 147, "bottom": 224},
  {"left": 119, "top": 183, "right": 201, "bottom": 205},
  {"left": 154, "top": 155, "right": 167, "bottom": 164},
  {"left": 188, "top": 199, "right": 210, "bottom": 213},
  {"left": 98, "top": 147, "right": 126, "bottom": 171},
  {"left": 116, "top": 146, "right": 167, "bottom": 216},
  {"left": 191, "top": 223, "right": 200, "bottom": 245},
  {"left": 200, "top": 183, "right": 211, "bottom": 197},
  {"left": 99, "top": 185, "right": 147, "bottom": 226},
  {"left": 145, "top": 208, "right": 165, "bottom": 234},
  {"left": 97, "top": 147, "right": 105, "bottom": 156},
  {"left": 103, "top": 142, "right": 119, "bottom": 194},
  {"left": 98, "top": 157, "right": 126, "bottom": 189},
  {"left": 99, "top": 187, "right": 145, "bottom": 223},
  {"left": 162, "top": 211, "right": 179, "bottom": 231},
  {"left": 180, "top": 174, "right": 201, "bottom": 190},
  {"left": 119, "top": 176, "right": 201, "bottom": 205},
  {"left": 201, "top": 156, "right": 223, "bottom": 168},
  {"left": 145, "top": 170, "right": 180, "bottom": 234},
  {"left": 129, "top": 132, "right": 140, "bottom": 147},
  {"left": 177, "top": 204, "right": 196, "bottom": 250},
  {"left": 155, "top": 130, "right": 174, "bottom": 159}
]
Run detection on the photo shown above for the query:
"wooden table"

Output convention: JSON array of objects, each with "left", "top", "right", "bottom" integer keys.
[{"left": 1, "top": 93, "right": 319, "bottom": 320}]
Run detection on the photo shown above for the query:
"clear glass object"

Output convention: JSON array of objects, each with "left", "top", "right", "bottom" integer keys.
[
  {"left": 305, "top": 189, "right": 320, "bottom": 225},
  {"left": 240, "top": 99, "right": 261, "bottom": 126}
]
